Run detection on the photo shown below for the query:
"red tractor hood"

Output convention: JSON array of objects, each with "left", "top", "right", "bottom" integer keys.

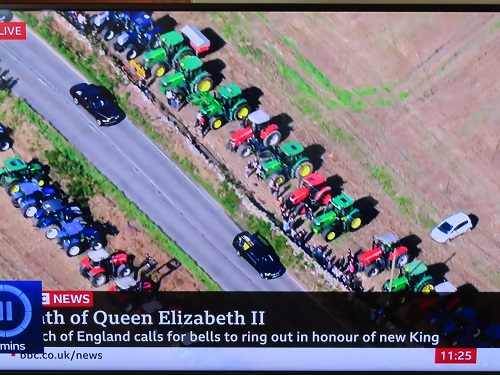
[
  {"left": 80, "top": 257, "right": 91, "bottom": 268},
  {"left": 230, "top": 127, "right": 253, "bottom": 145},
  {"left": 358, "top": 247, "right": 383, "bottom": 268},
  {"left": 288, "top": 187, "right": 310, "bottom": 205}
]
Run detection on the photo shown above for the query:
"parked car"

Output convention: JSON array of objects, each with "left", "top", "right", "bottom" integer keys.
[{"left": 430, "top": 211, "right": 473, "bottom": 243}]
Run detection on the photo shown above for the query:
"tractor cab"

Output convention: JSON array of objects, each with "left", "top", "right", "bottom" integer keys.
[
  {"left": 58, "top": 221, "right": 87, "bottom": 241},
  {"left": 1, "top": 157, "right": 28, "bottom": 175},
  {"left": 161, "top": 56, "right": 213, "bottom": 96},
  {"left": 242, "top": 110, "right": 271, "bottom": 133},
  {"left": 160, "top": 30, "right": 184, "bottom": 52},
  {"left": 286, "top": 172, "right": 332, "bottom": 210},
  {"left": 277, "top": 141, "right": 304, "bottom": 164},
  {"left": 129, "top": 12, "right": 155, "bottom": 34},
  {"left": 180, "top": 24, "right": 210, "bottom": 55},
  {"left": 215, "top": 84, "right": 243, "bottom": 109},
  {"left": 14, "top": 181, "right": 40, "bottom": 197},
  {"left": 39, "top": 198, "right": 65, "bottom": 214},
  {"left": 329, "top": 193, "right": 356, "bottom": 217},
  {"left": 373, "top": 233, "right": 401, "bottom": 254},
  {"left": 87, "top": 249, "right": 110, "bottom": 267}
]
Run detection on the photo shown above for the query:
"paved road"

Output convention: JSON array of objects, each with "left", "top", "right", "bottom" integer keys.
[{"left": 0, "top": 26, "right": 303, "bottom": 292}]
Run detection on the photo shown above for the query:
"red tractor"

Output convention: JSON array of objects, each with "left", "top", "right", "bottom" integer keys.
[
  {"left": 227, "top": 110, "right": 282, "bottom": 158},
  {"left": 284, "top": 172, "right": 334, "bottom": 215},
  {"left": 356, "top": 233, "right": 410, "bottom": 277},
  {"left": 80, "top": 249, "right": 135, "bottom": 287}
]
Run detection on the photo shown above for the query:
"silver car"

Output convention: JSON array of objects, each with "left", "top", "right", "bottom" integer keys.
[{"left": 430, "top": 211, "right": 473, "bottom": 243}]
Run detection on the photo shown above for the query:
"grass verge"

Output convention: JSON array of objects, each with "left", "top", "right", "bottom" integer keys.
[{"left": 1, "top": 89, "right": 221, "bottom": 291}]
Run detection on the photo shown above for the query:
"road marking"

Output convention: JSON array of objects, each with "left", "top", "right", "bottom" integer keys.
[{"left": 37, "top": 77, "right": 47, "bottom": 86}]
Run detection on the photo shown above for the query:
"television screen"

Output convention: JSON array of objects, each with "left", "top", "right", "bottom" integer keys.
[{"left": 0, "top": 4, "right": 499, "bottom": 372}]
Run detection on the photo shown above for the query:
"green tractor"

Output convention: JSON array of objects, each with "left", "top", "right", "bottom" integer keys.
[
  {"left": 0, "top": 156, "right": 48, "bottom": 196},
  {"left": 129, "top": 24, "right": 210, "bottom": 81},
  {"left": 193, "top": 84, "right": 251, "bottom": 132},
  {"left": 159, "top": 56, "right": 214, "bottom": 108},
  {"left": 310, "top": 193, "right": 363, "bottom": 242},
  {"left": 382, "top": 259, "right": 437, "bottom": 293},
  {"left": 258, "top": 141, "right": 314, "bottom": 187}
]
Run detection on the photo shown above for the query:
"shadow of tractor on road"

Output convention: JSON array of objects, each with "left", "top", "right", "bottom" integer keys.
[
  {"left": 155, "top": 14, "right": 178, "bottom": 33},
  {"left": 200, "top": 27, "right": 226, "bottom": 56},
  {"left": 354, "top": 195, "right": 379, "bottom": 228},
  {"left": 303, "top": 144, "right": 325, "bottom": 171},
  {"left": 399, "top": 234, "right": 422, "bottom": 261},
  {"left": 426, "top": 262, "right": 450, "bottom": 282},
  {"left": 201, "top": 59, "right": 226, "bottom": 89},
  {"left": 270, "top": 113, "right": 293, "bottom": 142},
  {"left": 242, "top": 86, "right": 264, "bottom": 112}
]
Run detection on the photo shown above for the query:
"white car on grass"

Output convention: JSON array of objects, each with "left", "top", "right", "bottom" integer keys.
[{"left": 430, "top": 211, "right": 473, "bottom": 243}]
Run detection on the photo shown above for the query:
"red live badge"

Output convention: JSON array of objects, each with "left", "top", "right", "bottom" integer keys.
[{"left": 0, "top": 22, "right": 27, "bottom": 40}]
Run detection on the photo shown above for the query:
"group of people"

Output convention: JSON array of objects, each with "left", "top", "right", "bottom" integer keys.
[
  {"left": 278, "top": 194, "right": 364, "bottom": 292},
  {"left": 244, "top": 158, "right": 263, "bottom": 180}
]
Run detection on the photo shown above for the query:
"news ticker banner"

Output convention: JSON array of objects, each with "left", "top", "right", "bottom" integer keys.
[{"left": 2, "top": 281, "right": 500, "bottom": 355}]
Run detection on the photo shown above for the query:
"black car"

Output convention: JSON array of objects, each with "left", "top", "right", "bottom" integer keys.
[
  {"left": 0, "top": 123, "right": 12, "bottom": 151},
  {"left": 232, "top": 231, "right": 286, "bottom": 279},
  {"left": 70, "top": 83, "right": 126, "bottom": 126},
  {"left": 0, "top": 10, "right": 13, "bottom": 22}
]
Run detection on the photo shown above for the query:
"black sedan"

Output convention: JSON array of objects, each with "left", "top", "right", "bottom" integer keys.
[
  {"left": 232, "top": 231, "right": 286, "bottom": 280},
  {"left": 70, "top": 83, "right": 126, "bottom": 126}
]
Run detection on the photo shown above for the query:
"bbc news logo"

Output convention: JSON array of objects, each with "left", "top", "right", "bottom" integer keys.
[
  {"left": 0, "top": 281, "right": 43, "bottom": 353},
  {"left": 0, "top": 22, "right": 26, "bottom": 40}
]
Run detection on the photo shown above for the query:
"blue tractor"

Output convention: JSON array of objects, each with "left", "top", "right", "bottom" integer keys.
[
  {"left": 429, "top": 306, "right": 481, "bottom": 345},
  {"left": 113, "top": 12, "right": 162, "bottom": 60},
  {"left": 10, "top": 181, "right": 64, "bottom": 218},
  {"left": 57, "top": 221, "right": 115, "bottom": 257},
  {"left": 90, "top": 11, "right": 138, "bottom": 41},
  {"left": 33, "top": 198, "right": 86, "bottom": 240}
]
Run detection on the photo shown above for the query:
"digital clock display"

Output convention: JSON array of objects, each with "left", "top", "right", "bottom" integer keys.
[{"left": 435, "top": 348, "right": 477, "bottom": 364}]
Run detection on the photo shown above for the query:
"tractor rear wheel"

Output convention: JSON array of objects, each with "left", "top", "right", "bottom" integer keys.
[
  {"left": 5, "top": 181, "right": 20, "bottom": 196},
  {"left": 262, "top": 130, "right": 282, "bottom": 147},
  {"left": 0, "top": 139, "right": 12, "bottom": 151},
  {"left": 174, "top": 50, "right": 195, "bottom": 67},
  {"left": 322, "top": 226, "right": 340, "bottom": 242},
  {"left": 395, "top": 253, "right": 409, "bottom": 267},
  {"left": 91, "top": 273, "right": 108, "bottom": 287},
  {"left": 125, "top": 47, "right": 139, "bottom": 61},
  {"left": 294, "top": 161, "right": 314, "bottom": 179},
  {"left": 209, "top": 116, "right": 224, "bottom": 130},
  {"left": 66, "top": 245, "right": 82, "bottom": 257},
  {"left": 364, "top": 263, "right": 381, "bottom": 277},
  {"left": 193, "top": 75, "right": 214, "bottom": 93},
  {"left": 92, "top": 240, "right": 105, "bottom": 250},
  {"left": 117, "top": 264, "right": 132, "bottom": 278},
  {"left": 104, "top": 29, "right": 115, "bottom": 41},
  {"left": 22, "top": 204, "right": 38, "bottom": 218},
  {"left": 233, "top": 103, "right": 251, "bottom": 121},
  {"left": 237, "top": 144, "right": 253, "bottom": 158},
  {"left": 346, "top": 211, "right": 363, "bottom": 231},
  {"left": 45, "top": 224, "right": 61, "bottom": 240},
  {"left": 269, "top": 173, "right": 286, "bottom": 188}
]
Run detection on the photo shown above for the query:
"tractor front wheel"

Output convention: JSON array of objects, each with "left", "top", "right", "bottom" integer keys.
[
  {"left": 233, "top": 103, "right": 251, "bottom": 121},
  {"left": 117, "top": 264, "right": 132, "bottom": 278},
  {"left": 79, "top": 264, "right": 89, "bottom": 278},
  {"left": 418, "top": 282, "right": 435, "bottom": 294},
  {"left": 5, "top": 181, "right": 20, "bottom": 197},
  {"left": 262, "top": 130, "right": 282, "bottom": 147},
  {"left": 269, "top": 173, "right": 286, "bottom": 188},
  {"left": 322, "top": 226, "right": 340, "bottom": 242},
  {"left": 22, "top": 204, "right": 38, "bottom": 218},
  {"left": 125, "top": 47, "right": 139, "bottom": 61},
  {"left": 66, "top": 245, "right": 82, "bottom": 257},
  {"left": 104, "top": 29, "right": 115, "bottom": 41},
  {"left": 364, "top": 263, "right": 381, "bottom": 277},
  {"left": 152, "top": 63, "right": 168, "bottom": 77},
  {"left": 209, "top": 116, "right": 224, "bottom": 130},
  {"left": 45, "top": 224, "right": 61, "bottom": 240},
  {"left": 91, "top": 273, "right": 108, "bottom": 287},
  {"left": 294, "top": 161, "right": 314, "bottom": 179},
  {"left": 237, "top": 144, "right": 253, "bottom": 158}
]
